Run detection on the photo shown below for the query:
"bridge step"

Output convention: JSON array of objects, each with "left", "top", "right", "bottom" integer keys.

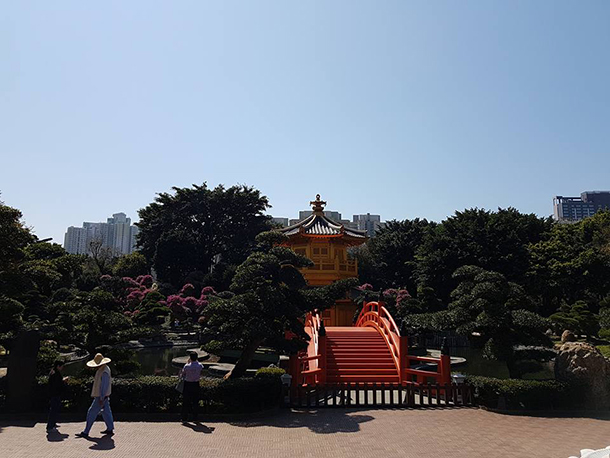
[
  {"left": 327, "top": 375, "right": 400, "bottom": 382},
  {"left": 322, "top": 326, "right": 400, "bottom": 384},
  {"left": 328, "top": 368, "right": 397, "bottom": 374},
  {"left": 326, "top": 362, "right": 396, "bottom": 369},
  {"left": 328, "top": 358, "right": 392, "bottom": 362}
]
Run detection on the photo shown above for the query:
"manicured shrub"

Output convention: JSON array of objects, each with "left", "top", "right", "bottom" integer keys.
[
  {"left": 254, "top": 367, "right": 286, "bottom": 379},
  {"left": 31, "top": 375, "right": 282, "bottom": 414},
  {"left": 466, "top": 375, "right": 576, "bottom": 410},
  {"left": 37, "top": 341, "right": 60, "bottom": 376}
]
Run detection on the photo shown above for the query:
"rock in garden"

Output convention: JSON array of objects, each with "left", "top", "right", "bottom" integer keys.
[
  {"left": 555, "top": 342, "right": 610, "bottom": 410},
  {"left": 561, "top": 330, "right": 577, "bottom": 343}
]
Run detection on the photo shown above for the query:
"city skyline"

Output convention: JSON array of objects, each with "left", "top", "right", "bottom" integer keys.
[
  {"left": 64, "top": 212, "right": 139, "bottom": 255},
  {"left": 5, "top": 188, "right": 610, "bottom": 245}
]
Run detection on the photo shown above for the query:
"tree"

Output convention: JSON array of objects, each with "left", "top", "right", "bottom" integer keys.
[
  {"left": 352, "top": 218, "right": 435, "bottom": 292},
  {"left": 202, "top": 231, "right": 357, "bottom": 379},
  {"left": 136, "top": 183, "right": 273, "bottom": 286},
  {"left": 112, "top": 252, "right": 149, "bottom": 278},
  {"left": 23, "top": 242, "right": 66, "bottom": 261},
  {"left": 447, "top": 266, "right": 551, "bottom": 378},
  {"left": 527, "top": 211, "right": 610, "bottom": 316},
  {"left": 404, "top": 266, "right": 552, "bottom": 378},
  {"left": 0, "top": 296, "right": 25, "bottom": 341},
  {"left": 88, "top": 238, "right": 115, "bottom": 275},
  {"left": 549, "top": 300, "right": 599, "bottom": 337},
  {"left": 415, "top": 208, "right": 552, "bottom": 304},
  {"left": 0, "top": 202, "right": 36, "bottom": 273}
]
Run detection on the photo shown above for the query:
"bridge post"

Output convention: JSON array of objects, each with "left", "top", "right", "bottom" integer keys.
[
  {"left": 318, "top": 321, "right": 327, "bottom": 385},
  {"left": 399, "top": 321, "right": 409, "bottom": 385},
  {"left": 289, "top": 353, "right": 301, "bottom": 398},
  {"left": 439, "top": 338, "right": 452, "bottom": 386}
]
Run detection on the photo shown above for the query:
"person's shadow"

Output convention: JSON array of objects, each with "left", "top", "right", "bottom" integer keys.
[
  {"left": 181, "top": 421, "right": 215, "bottom": 434},
  {"left": 46, "top": 431, "right": 69, "bottom": 442},
  {"left": 82, "top": 435, "right": 116, "bottom": 450}
]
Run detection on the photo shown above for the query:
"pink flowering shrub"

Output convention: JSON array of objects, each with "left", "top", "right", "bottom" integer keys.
[
  {"left": 136, "top": 275, "right": 154, "bottom": 288},
  {"left": 100, "top": 273, "right": 219, "bottom": 325},
  {"left": 180, "top": 283, "right": 195, "bottom": 297},
  {"left": 167, "top": 284, "right": 217, "bottom": 323},
  {"left": 357, "top": 283, "right": 374, "bottom": 291}
]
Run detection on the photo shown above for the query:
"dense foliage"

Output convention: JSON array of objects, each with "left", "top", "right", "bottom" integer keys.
[
  {"left": 357, "top": 210, "right": 610, "bottom": 337},
  {"left": 3, "top": 190, "right": 610, "bottom": 388},
  {"left": 466, "top": 375, "right": 575, "bottom": 410},
  {"left": 136, "top": 183, "right": 273, "bottom": 287},
  {"left": 202, "top": 231, "right": 357, "bottom": 378},
  {"left": 11, "top": 375, "right": 283, "bottom": 414}
]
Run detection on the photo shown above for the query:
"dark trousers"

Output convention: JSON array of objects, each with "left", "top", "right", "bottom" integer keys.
[
  {"left": 181, "top": 381, "right": 200, "bottom": 421},
  {"left": 47, "top": 396, "right": 61, "bottom": 429}
]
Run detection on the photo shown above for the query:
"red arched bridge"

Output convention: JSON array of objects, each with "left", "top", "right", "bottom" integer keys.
[{"left": 287, "top": 301, "right": 473, "bottom": 407}]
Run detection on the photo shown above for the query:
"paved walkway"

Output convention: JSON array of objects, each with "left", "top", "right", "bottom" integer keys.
[{"left": 1, "top": 408, "right": 608, "bottom": 458}]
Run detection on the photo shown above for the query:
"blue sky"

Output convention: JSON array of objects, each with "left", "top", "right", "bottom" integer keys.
[{"left": 1, "top": 1, "right": 609, "bottom": 244}]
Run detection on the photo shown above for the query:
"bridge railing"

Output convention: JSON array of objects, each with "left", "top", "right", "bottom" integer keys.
[
  {"left": 355, "top": 301, "right": 402, "bottom": 378},
  {"left": 288, "top": 382, "right": 475, "bottom": 408},
  {"left": 355, "top": 301, "right": 452, "bottom": 386},
  {"left": 291, "top": 310, "right": 326, "bottom": 386}
]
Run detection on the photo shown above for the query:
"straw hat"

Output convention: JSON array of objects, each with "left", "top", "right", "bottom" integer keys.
[{"left": 86, "top": 353, "right": 111, "bottom": 368}]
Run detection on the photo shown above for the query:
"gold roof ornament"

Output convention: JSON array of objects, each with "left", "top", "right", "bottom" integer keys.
[{"left": 310, "top": 194, "right": 326, "bottom": 214}]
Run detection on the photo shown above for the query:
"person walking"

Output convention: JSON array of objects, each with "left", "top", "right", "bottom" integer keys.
[
  {"left": 180, "top": 352, "right": 203, "bottom": 423},
  {"left": 76, "top": 353, "right": 114, "bottom": 438},
  {"left": 46, "top": 359, "right": 66, "bottom": 432}
]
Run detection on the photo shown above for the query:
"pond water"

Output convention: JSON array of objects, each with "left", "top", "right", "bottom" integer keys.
[
  {"left": 449, "top": 347, "right": 555, "bottom": 380},
  {"left": 63, "top": 345, "right": 555, "bottom": 380},
  {"left": 64, "top": 346, "right": 189, "bottom": 377}
]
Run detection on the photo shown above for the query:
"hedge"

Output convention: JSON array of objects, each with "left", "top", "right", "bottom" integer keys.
[
  {"left": 0, "top": 375, "right": 282, "bottom": 414},
  {"left": 467, "top": 375, "right": 577, "bottom": 410}
]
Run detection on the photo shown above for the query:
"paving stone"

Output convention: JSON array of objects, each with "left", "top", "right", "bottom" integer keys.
[{"left": 1, "top": 408, "right": 608, "bottom": 458}]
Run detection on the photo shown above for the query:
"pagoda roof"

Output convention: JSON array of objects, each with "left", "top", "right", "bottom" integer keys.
[{"left": 278, "top": 195, "right": 367, "bottom": 240}]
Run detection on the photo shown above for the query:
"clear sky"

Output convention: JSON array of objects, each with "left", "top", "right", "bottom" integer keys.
[{"left": 1, "top": 1, "right": 609, "bottom": 244}]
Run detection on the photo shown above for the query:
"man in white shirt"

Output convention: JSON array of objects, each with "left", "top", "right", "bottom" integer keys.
[{"left": 180, "top": 352, "right": 203, "bottom": 423}]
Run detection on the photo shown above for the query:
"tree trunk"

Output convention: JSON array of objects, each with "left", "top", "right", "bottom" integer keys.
[
  {"left": 225, "top": 339, "right": 264, "bottom": 379},
  {"left": 506, "top": 355, "right": 521, "bottom": 379}
]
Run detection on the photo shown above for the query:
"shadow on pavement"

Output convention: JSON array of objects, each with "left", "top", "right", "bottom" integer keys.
[
  {"left": 46, "top": 431, "right": 69, "bottom": 442},
  {"left": 79, "top": 434, "right": 116, "bottom": 451},
  {"left": 0, "top": 420, "right": 37, "bottom": 431},
  {"left": 231, "top": 408, "right": 375, "bottom": 434},
  {"left": 181, "top": 421, "right": 215, "bottom": 434}
]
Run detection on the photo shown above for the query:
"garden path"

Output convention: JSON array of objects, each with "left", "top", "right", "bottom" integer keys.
[{"left": 1, "top": 408, "right": 609, "bottom": 458}]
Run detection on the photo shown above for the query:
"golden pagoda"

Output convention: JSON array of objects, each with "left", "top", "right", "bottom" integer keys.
[{"left": 279, "top": 194, "right": 367, "bottom": 326}]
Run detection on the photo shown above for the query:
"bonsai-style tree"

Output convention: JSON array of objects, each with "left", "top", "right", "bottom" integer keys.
[
  {"left": 403, "top": 265, "right": 553, "bottom": 378},
  {"left": 448, "top": 265, "right": 552, "bottom": 378},
  {"left": 549, "top": 300, "right": 599, "bottom": 338},
  {"left": 202, "top": 231, "right": 357, "bottom": 379}
]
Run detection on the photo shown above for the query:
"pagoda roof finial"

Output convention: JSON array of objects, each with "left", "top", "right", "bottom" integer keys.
[{"left": 310, "top": 194, "right": 326, "bottom": 214}]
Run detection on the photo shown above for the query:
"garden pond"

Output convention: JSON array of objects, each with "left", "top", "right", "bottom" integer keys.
[{"left": 62, "top": 345, "right": 555, "bottom": 380}]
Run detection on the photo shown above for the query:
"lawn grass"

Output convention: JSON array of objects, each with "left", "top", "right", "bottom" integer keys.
[{"left": 597, "top": 345, "right": 610, "bottom": 358}]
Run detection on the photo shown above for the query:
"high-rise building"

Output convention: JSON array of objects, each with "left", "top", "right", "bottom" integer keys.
[
  {"left": 553, "top": 191, "right": 610, "bottom": 222},
  {"left": 271, "top": 217, "right": 289, "bottom": 228},
  {"left": 64, "top": 212, "right": 139, "bottom": 255},
  {"left": 352, "top": 213, "right": 385, "bottom": 237},
  {"left": 287, "top": 210, "right": 355, "bottom": 230},
  {"left": 274, "top": 205, "right": 383, "bottom": 236}
]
